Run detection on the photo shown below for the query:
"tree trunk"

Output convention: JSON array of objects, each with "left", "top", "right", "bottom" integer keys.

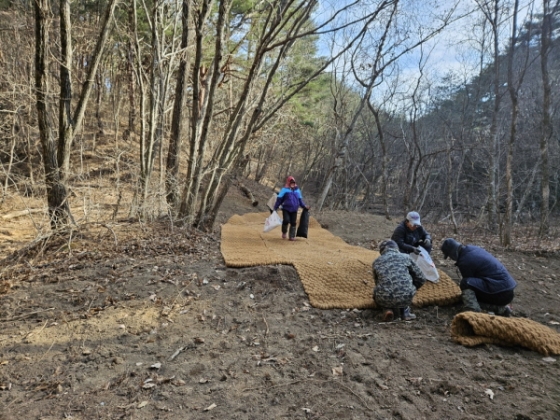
[
  {"left": 57, "top": 0, "right": 74, "bottom": 183},
  {"left": 180, "top": 0, "right": 229, "bottom": 224},
  {"left": 166, "top": 0, "right": 191, "bottom": 208},
  {"left": 254, "top": 140, "right": 276, "bottom": 183},
  {"left": 369, "top": 103, "right": 390, "bottom": 219},
  {"left": 95, "top": 66, "right": 105, "bottom": 135},
  {"left": 486, "top": 0, "right": 501, "bottom": 231},
  {"left": 317, "top": 129, "right": 345, "bottom": 211},
  {"left": 34, "top": 0, "right": 72, "bottom": 228},
  {"left": 34, "top": 0, "right": 118, "bottom": 227},
  {"left": 131, "top": 0, "right": 167, "bottom": 211},
  {"left": 538, "top": 0, "right": 557, "bottom": 236},
  {"left": 503, "top": 0, "right": 527, "bottom": 247},
  {"left": 126, "top": 38, "right": 137, "bottom": 140},
  {"left": 197, "top": 151, "right": 249, "bottom": 231},
  {"left": 514, "top": 158, "right": 541, "bottom": 223},
  {"left": 1, "top": 137, "right": 16, "bottom": 204},
  {"left": 446, "top": 140, "right": 459, "bottom": 233},
  {"left": 58, "top": 0, "right": 118, "bottom": 183}
]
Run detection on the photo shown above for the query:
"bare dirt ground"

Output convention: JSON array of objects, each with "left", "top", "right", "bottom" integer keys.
[{"left": 1, "top": 179, "right": 560, "bottom": 420}]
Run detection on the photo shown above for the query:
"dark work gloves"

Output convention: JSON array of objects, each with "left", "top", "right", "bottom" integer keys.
[
  {"left": 413, "top": 278, "right": 424, "bottom": 290},
  {"left": 412, "top": 247, "right": 421, "bottom": 255}
]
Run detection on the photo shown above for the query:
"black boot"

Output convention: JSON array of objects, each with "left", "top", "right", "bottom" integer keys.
[
  {"left": 461, "top": 289, "right": 481, "bottom": 312},
  {"left": 481, "top": 303, "right": 513, "bottom": 317},
  {"left": 289, "top": 226, "right": 297, "bottom": 241}
]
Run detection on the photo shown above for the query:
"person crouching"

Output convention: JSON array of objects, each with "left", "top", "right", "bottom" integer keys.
[
  {"left": 441, "top": 238, "right": 516, "bottom": 316},
  {"left": 373, "top": 240, "right": 428, "bottom": 321}
]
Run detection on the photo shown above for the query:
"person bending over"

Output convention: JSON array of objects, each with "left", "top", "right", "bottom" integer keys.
[{"left": 441, "top": 238, "right": 516, "bottom": 317}]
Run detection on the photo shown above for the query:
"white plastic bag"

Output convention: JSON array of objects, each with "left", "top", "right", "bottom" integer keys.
[
  {"left": 410, "top": 246, "right": 439, "bottom": 283},
  {"left": 264, "top": 211, "right": 282, "bottom": 232}
]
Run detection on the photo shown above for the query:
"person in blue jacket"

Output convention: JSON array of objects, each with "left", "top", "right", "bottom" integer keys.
[
  {"left": 441, "top": 238, "right": 516, "bottom": 316},
  {"left": 274, "top": 176, "right": 309, "bottom": 241}
]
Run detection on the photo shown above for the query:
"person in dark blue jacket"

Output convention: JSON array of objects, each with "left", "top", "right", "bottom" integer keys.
[
  {"left": 391, "top": 211, "right": 432, "bottom": 255},
  {"left": 274, "top": 176, "right": 309, "bottom": 241},
  {"left": 441, "top": 238, "right": 516, "bottom": 316}
]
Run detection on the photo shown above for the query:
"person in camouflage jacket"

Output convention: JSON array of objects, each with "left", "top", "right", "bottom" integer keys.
[{"left": 373, "top": 240, "right": 428, "bottom": 321}]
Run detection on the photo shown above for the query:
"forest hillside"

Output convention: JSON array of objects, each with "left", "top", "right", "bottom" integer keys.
[
  {"left": 1, "top": 2, "right": 560, "bottom": 417},
  {"left": 1, "top": 1, "right": 560, "bottom": 247}
]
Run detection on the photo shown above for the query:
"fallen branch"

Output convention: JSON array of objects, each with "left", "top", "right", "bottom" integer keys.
[
  {"left": 169, "top": 346, "right": 185, "bottom": 361},
  {"left": 238, "top": 183, "right": 258, "bottom": 207},
  {"left": 0, "top": 307, "right": 55, "bottom": 322},
  {"left": 1, "top": 208, "right": 46, "bottom": 220}
]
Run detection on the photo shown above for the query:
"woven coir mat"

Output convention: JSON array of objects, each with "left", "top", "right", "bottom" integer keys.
[
  {"left": 451, "top": 312, "right": 560, "bottom": 356},
  {"left": 221, "top": 212, "right": 461, "bottom": 310}
]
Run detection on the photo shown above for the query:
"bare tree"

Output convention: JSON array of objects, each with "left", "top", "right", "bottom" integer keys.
[
  {"left": 474, "top": 0, "right": 505, "bottom": 230},
  {"left": 538, "top": 0, "right": 560, "bottom": 235},
  {"left": 367, "top": 101, "right": 391, "bottom": 219},
  {"left": 166, "top": 0, "right": 192, "bottom": 207},
  {"left": 316, "top": 0, "right": 457, "bottom": 212},
  {"left": 58, "top": 0, "right": 119, "bottom": 183},
  {"left": 316, "top": 3, "right": 399, "bottom": 212},
  {"left": 173, "top": 0, "right": 396, "bottom": 229},
  {"left": 503, "top": 0, "right": 530, "bottom": 246},
  {"left": 177, "top": 0, "right": 218, "bottom": 223},
  {"left": 127, "top": 0, "right": 183, "bottom": 215},
  {"left": 444, "top": 135, "right": 461, "bottom": 233},
  {"left": 33, "top": 0, "right": 118, "bottom": 228},
  {"left": 34, "top": 0, "right": 71, "bottom": 228},
  {"left": 401, "top": 48, "right": 432, "bottom": 214}
]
